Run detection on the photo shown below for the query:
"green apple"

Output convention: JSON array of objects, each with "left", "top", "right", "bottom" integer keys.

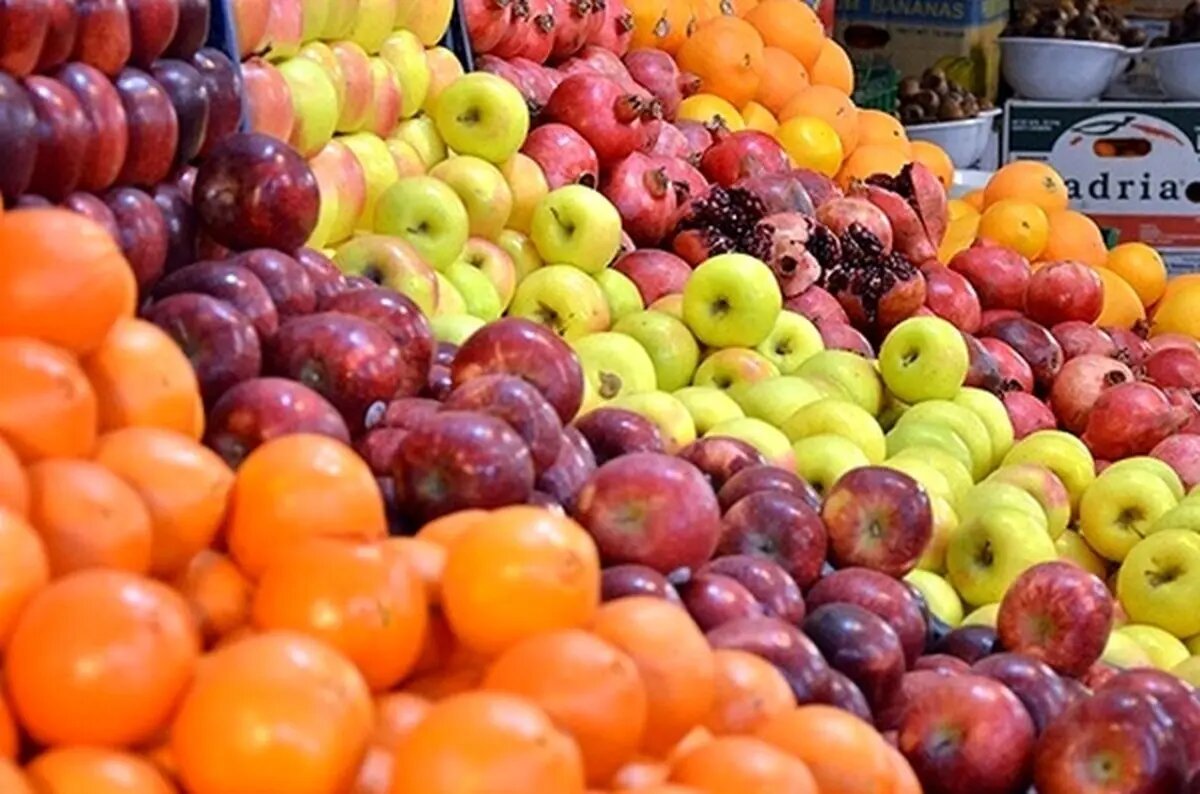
[
  {"left": 319, "top": 0, "right": 359, "bottom": 39},
  {"left": 434, "top": 272, "right": 465, "bottom": 315},
  {"left": 792, "top": 434, "right": 870, "bottom": 497},
  {"left": 1055, "top": 530, "right": 1108, "bottom": 579},
  {"left": 692, "top": 348, "right": 779, "bottom": 401},
  {"left": 958, "top": 482, "right": 1049, "bottom": 535},
  {"left": 952, "top": 388, "right": 1014, "bottom": 468},
  {"left": 1079, "top": 467, "right": 1178, "bottom": 562},
  {"left": 962, "top": 603, "right": 999, "bottom": 628},
  {"left": 886, "top": 423, "right": 975, "bottom": 481},
  {"left": 682, "top": 253, "right": 781, "bottom": 349},
  {"left": 1101, "top": 631, "right": 1155, "bottom": 669},
  {"left": 348, "top": 0, "right": 397, "bottom": 53},
  {"left": 780, "top": 398, "right": 885, "bottom": 464},
  {"left": 332, "top": 234, "right": 437, "bottom": 315},
  {"left": 876, "top": 393, "right": 910, "bottom": 432},
  {"left": 444, "top": 259, "right": 502, "bottom": 321},
  {"left": 433, "top": 72, "right": 528, "bottom": 163},
  {"left": 609, "top": 391, "right": 696, "bottom": 453},
  {"left": 987, "top": 464, "right": 1071, "bottom": 540},
  {"left": 296, "top": 42, "right": 344, "bottom": 109},
  {"left": 277, "top": 56, "right": 338, "bottom": 158},
  {"left": 673, "top": 387, "right": 745, "bottom": 435},
  {"left": 594, "top": 270, "right": 644, "bottom": 323},
  {"left": 877, "top": 316, "right": 970, "bottom": 404},
  {"left": 380, "top": 30, "right": 430, "bottom": 119},
  {"left": 881, "top": 459, "right": 953, "bottom": 509},
  {"left": 500, "top": 153, "right": 549, "bottom": 236},
  {"left": 453, "top": 238, "right": 516, "bottom": 309},
  {"left": 705, "top": 417, "right": 794, "bottom": 469},
  {"left": 428, "top": 156, "right": 513, "bottom": 241},
  {"left": 430, "top": 314, "right": 484, "bottom": 345},
  {"left": 896, "top": 401, "right": 993, "bottom": 481},
  {"left": 1175, "top": 656, "right": 1200, "bottom": 687},
  {"left": 946, "top": 506, "right": 1057, "bottom": 606},
  {"left": 891, "top": 446, "right": 973, "bottom": 506},
  {"left": 508, "top": 265, "right": 610, "bottom": 341},
  {"left": 1149, "top": 502, "right": 1200, "bottom": 534},
  {"left": 734, "top": 377, "right": 823, "bottom": 428},
  {"left": 529, "top": 185, "right": 623, "bottom": 275},
  {"left": 754, "top": 310, "right": 823, "bottom": 374},
  {"left": 385, "top": 127, "right": 427, "bottom": 178},
  {"left": 904, "top": 570, "right": 963, "bottom": 626},
  {"left": 497, "top": 230, "right": 544, "bottom": 282},
  {"left": 612, "top": 311, "right": 700, "bottom": 392},
  {"left": 1101, "top": 457, "right": 1186, "bottom": 501},
  {"left": 1189, "top": 635, "right": 1200, "bottom": 654},
  {"left": 1002, "top": 430, "right": 1095, "bottom": 510},
  {"left": 1118, "top": 624, "right": 1190, "bottom": 670},
  {"left": 796, "top": 350, "right": 884, "bottom": 417},
  {"left": 374, "top": 175, "right": 470, "bottom": 270},
  {"left": 1117, "top": 530, "right": 1200, "bottom": 638},
  {"left": 918, "top": 495, "right": 958, "bottom": 573},
  {"left": 424, "top": 47, "right": 465, "bottom": 114},
  {"left": 301, "top": 0, "right": 332, "bottom": 41},
  {"left": 339, "top": 132, "right": 400, "bottom": 232},
  {"left": 572, "top": 332, "right": 657, "bottom": 413},
  {"left": 650, "top": 294, "right": 684, "bottom": 319},
  {"left": 392, "top": 115, "right": 446, "bottom": 168}
]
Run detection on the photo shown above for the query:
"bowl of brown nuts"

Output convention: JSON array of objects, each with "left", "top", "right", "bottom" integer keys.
[
  {"left": 898, "top": 69, "right": 1000, "bottom": 168},
  {"left": 1143, "top": 2, "right": 1200, "bottom": 99}
]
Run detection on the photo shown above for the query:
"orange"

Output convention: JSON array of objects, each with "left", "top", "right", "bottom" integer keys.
[
  {"left": 1159, "top": 272, "right": 1200, "bottom": 305},
  {"left": 352, "top": 746, "right": 393, "bottom": 794},
  {"left": 1104, "top": 242, "right": 1168, "bottom": 307},
  {"left": 1095, "top": 267, "right": 1147, "bottom": 330},
  {"left": 389, "top": 691, "right": 587, "bottom": 793},
  {"left": 93, "top": 427, "right": 234, "bottom": 578},
  {"left": 0, "top": 208, "right": 137, "bottom": 354},
  {"left": 1039, "top": 209, "right": 1107, "bottom": 267},
  {"left": 677, "top": 94, "right": 746, "bottom": 130},
  {"left": 977, "top": 199, "right": 1050, "bottom": 260},
  {"left": 6, "top": 569, "right": 199, "bottom": 747},
  {"left": 629, "top": 0, "right": 692, "bottom": 53},
  {"left": 754, "top": 47, "right": 809, "bottom": 115},
  {"left": 82, "top": 318, "right": 204, "bottom": 440},
  {"left": 704, "top": 649, "right": 796, "bottom": 735},
  {"left": 26, "top": 458, "right": 154, "bottom": 576},
  {"left": 676, "top": 17, "right": 765, "bottom": 108},
  {"left": 776, "top": 115, "right": 844, "bottom": 177},
  {"left": 910, "top": 140, "right": 954, "bottom": 189},
  {"left": 1151, "top": 278, "right": 1200, "bottom": 339},
  {"left": 171, "top": 631, "right": 374, "bottom": 794},
  {"left": 591, "top": 597, "right": 716, "bottom": 756},
  {"left": 0, "top": 438, "right": 28, "bottom": 517},
  {"left": 0, "top": 509, "right": 48, "bottom": 652},
  {"left": 225, "top": 433, "right": 387, "bottom": 579},
  {"left": 757, "top": 706, "right": 894, "bottom": 794},
  {"left": 744, "top": 0, "right": 824, "bottom": 69},
  {"left": 962, "top": 189, "right": 985, "bottom": 210},
  {"left": 836, "top": 143, "right": 910, "bottom": 189},
  {"left": 884, "top": 743, "right": 922, "bottom": 794},
  {"left": 611, "top": 758, "right": 671, "bottom": 789},
  {"left": 0, "top": 760, "right": 32, "bottom": 794},
  {"left": 780, "top": 85, "right": 860, "bottom": 156},
  {"left": 670, "top": 735, "right": 819, "bottom": 793},
  {"left": 414, "top": 508, "right": 488, "bottom": 548},
  {"left": 172, "top": 550, "right": 252, "bottom": 647},
  {"left": 253, "top": 538, "right": 428, "bottom": 692},
  {"left": 382, "top": 536, "right": 446, "bottom": 605},
  {"left": 441, "top": 506, "right": 600, "bottom": 655},
  {"left": 25, "top": 748, "right": 177, "bottom": 794},
  {"left": 741, "top": 101, "right": 780, "bottom": 134},
  {"left": 727, "top": 0, "right": 757, "bottom": 14},
  {"left": 857, "top": 109, "right": 909, "bottom": 150},
  {"left": 0, "top": 689, "right": 16, "bottom": 759},
  {"left": 809, "top": 38, "right": 854, "bottom": 93},
  {"left": 0, "top": 337, "right": 98, "bottom": 461},
  {"left": 373, "top": 692, "right": 432, "bottom": 748},
  {"left": 983, "top": 160, "right": 1070, "bottom": 214},
  {"left": 621, "top": 787, "right": 705, "bottom": 794},
  {"left": 688, "top": 0, "right": 728, "bottom": 25},
  {"left": 485, "top": 629, "right": 649, "bottom": 784}
]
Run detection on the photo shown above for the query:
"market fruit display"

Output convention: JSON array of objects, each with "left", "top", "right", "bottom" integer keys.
[
  {"left": 1004, "top": 0, "right": 1147, "bottom": 46},
  {"left": 897, "top": 68, "right": 992, "bottom": 125}
]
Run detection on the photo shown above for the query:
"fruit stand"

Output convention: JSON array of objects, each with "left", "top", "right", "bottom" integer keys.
[{"left": 1, "top": 0, "right": 1200, "bottom": 791}]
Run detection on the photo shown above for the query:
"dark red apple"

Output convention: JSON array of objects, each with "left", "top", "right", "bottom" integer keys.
[
  {"left": 229, "top": 249, "right": 316, "bottom": 317},
  {"left": 35, "top": 0, "right": 78, "bottom": 72},
  {"left": 915, "top": 654, "right": 970, "bottom": 674},
  {"left": 803, "top": 602, "right": 906, "bottom": 711},
  {"left": 1024, "top": 261, "right": 1104, "bottom": 326},
  {"left": 982, "top": 315, "right": 1064, "bottom": 394},
  {"left": 611, "top": 249, "right": 692, "bottom": 304},
  {"left": 980, "top": 337, "right": 1035, "bottom": 392},
  {"left": 104, "top": 186, "right": 168, "bottom": 291},
  {"left": 933, "top": 625, "right": 1001, "bottom": 663},
  {"left": 717, "top": 491, "right": 827, "bottom": 588},
  {"left": 56, "top": 62, "right": 128, "bottom": 193},
  {"left": 113, "top": 67, "right": 178, "bottom": 186},
  {"left": 320, "top": 287, "right": 433, "bottom": 399},
  {"left": 443, "top": 374, "right": 565, "bottom": 474},
  {"left": 375, "top": 397, "right": 440, "bottom": 431},
  {"left": 153, "top": 260, "right": 279, "bottom": 341},
  {"left": 355, "top": 427, "right": 407, "bottom": 476},
  {"left": 536, "top": 426, "right": 597, "bottom": 512},
  {"left": 0, "top": 0, "right": 51, "bottom": 76},
  {"left": 204, "top": 376, "right": 350, "bottom": 466},
  {"left": 676, "top": 436, "right": 766, "bottom": 492},
  {"left": 164, "top": 0, "right": 207, "bottom": 57},
  {"left": 700, "top": 554, "right": 806, "bottom": 626},
  {"left": 717, "top": 464, "right": 821, "bottom": 512},
  {"left": 1100, "top": 668, "right": 1200, "bottom": 773},
  {"left": 294, "top": 247, "right": 346, "bottom": 303},
  {"left": 876, "top": 668, "right": 959, "bottom": 731},
  {"left": 821, "top": 669, "right": 873, "bottom": 721},
  {"left": 1144, "top": 346, "right": 1200, "bottom": 390},
  {"left": 601, "top": 563, "right": 682, "bottom": 603},
  {"left": 72, "top": 0, "right": 132, "bottom": 75},
  {"left": 706, "top": 616, "right": 832, "bottom": 704},
  {"left": 806, "top": 567, "right": 927, "bottom": 667},
  {"left": 972, "top": 653, "right": 1070, "bottom": 735},
  {"left": 1003, "top": 390, "right": 1057, "bottom": 439},
  {"left": 1051, "top": 320, "right": 1116, "bottom": 360},
  {"left": 820, "top": 467, "right": 932, "bottom": 578},
  {"left": 63, "top": 191, "right": 120, "bottom": 239},
  {"left": 127, "top": 0, "right": 178, "bottom": 65},
  {"left": 948, "top": 241, "right": 1032, "bottom": 311},
  {"left": 0, "top": 73, "right": 38, "bottom": 202},
  {"left": 149, "top": 59, "right": 208, "bottom": 166},
  {"left": 151, "top": 183, "right": 196, "bottom": 273},
  {"left": 191, "top": 47, "right": 242, "bottom": 156},
  {"left": 679, "top": 572, "right": 766, "bottom": 631},
  {"left": 573, "top": 407, "right": 664, "bottom": 464},
  {"left": 23, "top": 75, "right": 88, "bottom": 201},
  {"left": 922, "top": 263, "right": 982, "bottom": 333}
]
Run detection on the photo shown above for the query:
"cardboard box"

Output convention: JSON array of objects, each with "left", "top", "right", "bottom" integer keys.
[
  {"left": 835, "top": 0, "right": 1010, "bottom": 100},
  {"left": 1003, "top": 100, "right": 1200, "bottom": 273}
]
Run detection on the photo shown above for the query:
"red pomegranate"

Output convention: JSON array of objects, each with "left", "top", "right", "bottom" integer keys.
[
  {"left": 542, "top": 72, "right": 657, "bottom": 168},
  {"left": 623, "top": 48, "right": 700, "bottom": 120},
  {"left": 601, "top": 151, "right": 680, "bottom": 247},
  {"left": 465, "top": 0, "right": 515, "bottom": 52},
  {"left": 1082, "top": 381, "right": 1190, "bottom": 460},
  {"left": 585, "top": 0, "right": 634, "bottom": 54},
  {"left": 1048, "top": 354, "right": 1134, "bottom": 434},
  {"left": 521, "top": 123, "right": 600, "bottom": 188}
]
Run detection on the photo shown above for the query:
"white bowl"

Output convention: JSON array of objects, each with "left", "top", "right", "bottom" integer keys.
[
  {"left": 1143, "top": 42, "right": 1200, "bottom": 99},
  {"left": 906, "top": 109, "right": 1001, "bottom": 169},
  {"left": 1000, "top": 37, "right": 1131, "bottom": 100}
]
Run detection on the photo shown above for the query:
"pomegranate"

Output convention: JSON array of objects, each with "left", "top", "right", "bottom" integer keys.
[
  {"left": 819, "top": 322, "right": 873, "bottom": 357},
  {"left": 856, "top": 164, "right": 947, "bottom": 264},
  {"left": 1166, "top": 388, "right": 1200, "bottom": 434},
  {"left": 699, "top": 129, "right": 790, "bottom": 188},
  {"left": 643, "top": 120, "right": 691, "bottom": 159},
  {"left": 921, "top": 264, "right": 981, "bottom": 333},
  {"left": 1143, "top": 346, "right": 1200, "bottom": 390},
  {"left": 1003, "top": 391, "right": 1058, "bottom": 439},
  {"left": 948, "top": 241, "right": 1032, "bottom": 311},
  {"left": 742, "top": 212, "right": 830, "bottom": 298},
  {"left": 1151, "top": 434, "right": 1200, "bottom": 490},
  {"left": 465, "top": 0, "right": 515, "bottom": 52},
  {"left": 980, "top": 309, "right": 1022, "bottom": 327},
  {"left": 543, "top": 72, "right": 657, "bottom": 168},
  {"left": 519, "top": 0, "right": 559, "bottom": 62},
  {"left": 508, "top": 57, "right": 563, "bottom": 107},
  {"left": 520, "top": 123, "right": 599, "bottom": 188},
  {"left": 489, "top": 0, "right": 533, "bottom": 57},
  {"left": 785, "top": 286, "right": 849, "bottom": 327},
  {"left": 816, "top": 197, "right": 893, "bottom": 254},
  {"left": 476, "top": 55, "right": 537, "bottom": 109},
  {"left": 1149, "top": 333, "right": 1200, "bottom": 355},
  {"left": 734, "top": 172, "right": 815, "bottom": 216},
  {"left": 671, "top": 184, "right": 766, "bottom": 245},
  {"left": 793, "top": 168, "right": 843, "bottom": 208},
  {"left": 1024, "top": 261, "right": 1104, "bottom": 325},
  {"left": 980, "top": 337, "right": 1035, "bottom": 393},
  {"left": 623, "top": 48, "right": 700, "bottom": 120},
  {"left": 549, "top": 0, "right": 593, "bottom": 60},
  {"left": 601, "top": 152, "right": 679, "bottom": 246},
  {"left": 585, "top": 0, "right": 633, "bottom": 54},
  {"left": 822, "top": 225, "right": 926, "bottom": 334},
  {"left": 1048, "top": 354, "right": 1134, "bottom": 434},
  {"left": 649, "top": 154, "right": 706, "bottom": 202},
  {"left": 1082, "top": 381, "right": 1190, "bottom": 459},
  {"left": 962, "top": 333, "right": 1003, "bottom": 393},
  {"left": 981, "top": 315, "right": 1064, "bottom": 393},
  {"left": 674, "top": 120, "right": 713, "bottom": 162},
  {"left": 1051, "top": 321, "right": 1116, "bottom": 360},
  {"left": 1104, "top": 326, "right": 1150, "bottom": 367},
  {"left": 561, "top": 46, "right": 652, "bottom": 101},
  {"left": 612, "top": 249, "right": 692, "bottom": 304},
  {"left": 672, "top": 228, "right": 737, "bottom": 266}
]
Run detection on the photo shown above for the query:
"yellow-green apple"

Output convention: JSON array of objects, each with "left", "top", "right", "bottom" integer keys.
[
  {"left": 432, "top": 72, "right": 528, "bottom": 163},
  {"left": 878, "top": 316, "right": 970, "bottom": 404},
  {"left": 781, "top": 398, "right": 886, "bottom": 464},
  {"left": 673, "top": 387, "right": 745, "bottom": 435},
  {"left": 682, "top": 253, "right": 782, "bottom": 349},
  {"left": 301, "top": 0, "right": 332, "bottom": 40},
  {"left": 242, "top": 57, "right": 296, "bottom": 141},
  {"left": 296, "top": 41, "right": 345, "bottom": 108},
  {"left": 1117, "top": 530, "right": 1200, "bottom": 638},
  {"left": 650, "top": 294, "right": 684, "bottom": 319},
  {"left": 692, "top": 349, "right": 780, "bottom": 402},
  {"left": 1175, "top": 656, "right": 1200, "bottom": 686},
  {"left": 594, "top": 270, "right": 643, "bottom": 322},
  {"left": 1149, "top": 502, "right": 1200, "bottom": 534},
  {"left": 307, "top": 139, "right": 366, "bottom": 245},
  {"left": 349, "top": 0, "right": 397, "bottom": 53},
  {"left": 820, "top": 466, "right": 933, "bottom": 577},
  {"left": 735, "top": 377, "right": 824, "bottom": 428},
  {"left": 340, "top": 131, "right": 399, "bottom": 231},
  {"left": 962, "top": 603, "right": 999, "bottom": 627},
  {"left": 383, "top": 138, "right": 425, "bottom": 180},
  {"left": 891, "top": 445, "right": 974, "bottom": 505},
  {"left": 394, "top": 0, "right": 453, "bottom": 46},
  {"left": 947, "top": 507, "right": 1057, "bottom": 606},
  {"left": 392, "top": 115, "right": 446, "bottom": 168},
  {"left": 528, "top": 185, "right": 623, "bottom": 275},
  {"left": 306, "top": 182, "right": 337, "bottom": 248},
  {"left": 454, "top": 238, "right": 516, "bottom": 308},
  {"left": 434, "top": 272, "right": 465, "bottom": 315},
  {"left": 1002, "top": 430, "right": 1095, "bottom": 510},
  {"left": 987, "top": 464, "right": 1071, "bottom": 539},
  {"left": 1188, "top": 635, "right": 1200, "bottom": 654},
  {"left": 612, "top": 310, "right": 700, "bottom": 392},
  {"left": 500, "top": 153, "right": 549, "bottom": 236},
  {"left": 508, "top": 265, "right": 610, "bottom": 341},
  {"left": 431, "top": 313, "right": 484, "bottom": 345},
  {"left": 362, "top": 58, "right": 402, "bottom": 137},
  {"left": 896, "top": 401, "right": 993, "bottom": 481},
  {"left": 1079, "top": 467, "right": 1178, "bottom": 562},
  {"left": 953, "top": 388, "right": 1014, "bottom": 468},
  {"left": 958, "top": 482, "right": 1049, "bottom": 533},
  {"left": 1102, "top": 456, "right": 1186, "bottom": 501},
  {"left": 264, "top": 0, "right": 303, "bottom": 60},
  {"left": 428, "top": 155, "right": 513, "bottom": 240},
  {"left": 1101, "top": 630, "right": 1154, "bottom": 668},
  {"left": 905, "top": 570, "right": 964, "bottom": 627},
  {"left": 882, "top": 457, "right": 954, "bottom": 504},
  {"left": 374, "top": 175, "right": 470, "bottom": 270},
  {"left": 1118, "top": 624, "right": 1189, "bottom": 670},
  {"left": 754, "top": 310, "right": 824, "bottom": 375},
  {"left": 277, "top": 56, "right": 338, "bottom": 157},
  {"left": 792, "top": 434, "right": 870, "bottom": 497},
  {"left": 423, "top": 46, "right": 464, "bottom": 113},
  {"left": 573, "top": 332, "right": 657, "bottom": 413},
  {"left": 320, "top": 0, "right": 359, "bottom": 39},
  {"left": 918, "top": 496, "right": 957, "bottom": 572},
  {"left": 887, "top": 423, "right": 976, "bottom": 480},
  {"left": 1055, "top": 530, "right": 1108, "bottom": 579},
  {"left": 445, "top": 259, "right": 502, "bottom": 321},
  {"left": 332, "top": 234, "right": 438, "bottom": 315},
  {"left": 609, "top": 391, "right": 697, "bottom": 453},
  {"left": 497, "top": 229, "right": 543, "bottom": 282},
  {"left": 706, "top": 417, "right": 794, "bottom": 470},
  {"left": 796, "top": 350, "right": 884, "bottom": 417},
  {"left": 329, "top": 42, "right": 371, "bottom": 132}
]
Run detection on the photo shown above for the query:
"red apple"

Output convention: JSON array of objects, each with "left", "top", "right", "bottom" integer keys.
[
  {"left": 1024, "top": 261, "right": 1104, "bottom": 326},
  {"left": 1048, "top": 354, "right": 1133, "bottom": 434},
  {"left": 241, "top": 57, "right": 294, "bottom": 142},
  {"left": 127, "top": 0, "right": 179, "bottom": 66},
  {"left": 922, "top": 264, "right": 982, "bottom": 333},
  {"left": 443, "top": 374, "right": 565, "bottom": 474},
  {"left": 822, "top": 669, "right": 872, "bottom": 721},
  {"left": 56, "top": 62, "right": 128, "bottom": 193},
  {"left": 520, "top": 122, "right": 600, "bottom": 189},
  {"left": 152, "top": 260, "right": 280, "bottom": 341},
  {"left": 876, "top": 668, "right": 959, "bottom": 731},
  {"left": 820, "top": 467, "right": 932, "bottom": 578},
  {"left": 536, "top": 425, "right": 596, "bottom": 510},
  {"left": 105, "top": 186, "right": 168, "bottom": 291},
  {"left": 231, "top": 0, "right": 269, "bottom": 57},
  {"left": 1083, "top": 381, "right": 1190, "bottom": 460},
  {"left": 676, "top": 436, "right": 767, "bottom": 492},
  {"left": 113, "top": 67, "right": 178, "bottom": 186},
  {"left": 611, "top": 249, "right": 691, "bottom": 305},
  {"left": 915, "top": 654, "right": 971, "bottom": 674},
  {"left": 700, "top": 554, "right": 806, "bottom": 626},
  {"left": 807, "top": 567, "right": 927, "bottom": 667},
  {"left": 972, "top": 653, "right": 1069, "bottom": 735},
  {"left": 355, "top": 427, "right": 407, "bottom": 476},
  {"left": 229, "top": 248, "right": 316, "bottom": 317},
  {"left": 23, "top": 75, "right": 88, "bottom": 201},
  {"left": 62, "top": 191, "right": 120, "bottom": 239},
  {"left": 164, "top": 0, "right": 207, "bottom": 57},
  {"left": 718, "top": 464, "right": 821, "bottom": 513},
  {"left": 293, "top": 247, "right": 346, "bottom": 302},
  {"left": 803, "top": 602, "right": 905, "bottom": 711},
  {"left": 933, "top": 625, "right": 1001, "bottom": 664},
  {"left": 785, "top": 285, "right": 850, "bottom": 327},
  {"left": 1151, "top": 433, "right": 1200, "bottom": 491},
  {"left": 948, "top": 241, "right": 1032, "bottom": 311},
  {"left": 0, "top": 0, "right": 50, "bottom": 76},
  {"left": 0, "top": 73, "right": 38, "bottom": 201},
  {"left": 150, "top": 59, "right": 208, "bottom": 166},
  {"left": 680, "top": 571, "right": 766, "bottom": 631},
  {"left": 573, "top": 407, "right": 665, "bottom": 464},
  {"left": 1002, "top": 390, "right": 1057, "bottom": 439},
  {"left": 601, "top": 564, "right": 681, "bottom": 603},
  {"left": 204, "top": 376, "right": 350, "bottom": 466},
  {"left": 35, "top": 0, "right": 78, "bottom": 72},
  {"left": 718, "top": 491, "right": 827, "bottom": 588},
  {"left": 72, "top": 0, "right": 133, "bottom": 76},
  {"left": 1051, "top": 321, "right": 1116, "bottom": 360},
  {"left": 819, "top": 322, "right": 874, "bottom": 357},
  {"left": 151, "top": 183, "right": 197, "bottom": 274},
  {"left": 707, "top": 616, "right": 832, "bottom": 704},
  {"left": 1144, "top": 346, "right": 1200, "bottom": 390},
  {"left": 191, "top": 47, "right": 242, "bottom": 156},
  {"left": 1100, "top": 668, "right": 1200, "bottom": 773},
  {"left": 375, "top": 396, "right": 440, "bottom": 431}
]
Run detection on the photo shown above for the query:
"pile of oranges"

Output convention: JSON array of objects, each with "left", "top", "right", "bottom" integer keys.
[{"left": 0, "top": 205, "right": 923, "bottom": 792}]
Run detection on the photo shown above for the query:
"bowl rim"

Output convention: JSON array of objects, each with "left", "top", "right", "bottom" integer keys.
[
  {"left": 904, "top": 107, "right": 1002, "bottom": 132},
  {"left": 999, "top": 36, "right": 1135, "bottom": 54},
  {"left": 1142, "top": 40, "right": 1200, "bottom": 58}
]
